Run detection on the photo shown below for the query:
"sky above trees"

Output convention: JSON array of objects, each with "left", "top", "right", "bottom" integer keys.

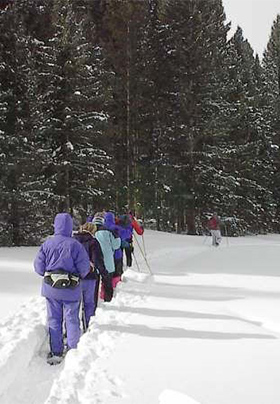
[{"left": 223, "top": 0, "right": 280, "bottom": 57}]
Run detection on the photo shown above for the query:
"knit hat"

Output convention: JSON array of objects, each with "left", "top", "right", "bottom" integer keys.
[{"left": 92, "top": 214, "right": 104, "bottom": 226}]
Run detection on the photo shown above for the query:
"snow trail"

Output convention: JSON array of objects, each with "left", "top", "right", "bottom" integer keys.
[
  {"left": 44, "top": 282, "right": 146, "bottom": 404},
  {"left": 0, "top": 297, "right": 61, "bottom": 404},
  {"left": 1, "top": 232, "right": 280, "bottom": 403}
]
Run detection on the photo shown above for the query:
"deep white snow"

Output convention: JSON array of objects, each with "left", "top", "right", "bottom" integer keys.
[{"left": 1, "top": 230, "right": 280, "bottom": 404}]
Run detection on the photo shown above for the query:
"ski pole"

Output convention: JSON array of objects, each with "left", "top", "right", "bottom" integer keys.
[
  {"left": 225, "top": 223, "right": 229, "bottom": 246},
  {"left": 134, "top": 234, "right": 153, "bottom": 275},
  {"left": 132, "top": 250, "right": 141, "bottom": 272},
  {"left": 141, "top": 233, "right": 147, "bottom": 258},
  {"left": 80, "top": 296, "right": 87, "bottom": 333}
]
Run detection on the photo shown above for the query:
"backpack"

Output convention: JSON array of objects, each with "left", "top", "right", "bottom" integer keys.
[{"left": 118, "top": 214, "right": 131, "bottom": 227}]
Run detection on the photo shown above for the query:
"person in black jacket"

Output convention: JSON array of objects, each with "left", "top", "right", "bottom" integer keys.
[{"left": 74, "top": 222, "right": 112, "bottom": 330}]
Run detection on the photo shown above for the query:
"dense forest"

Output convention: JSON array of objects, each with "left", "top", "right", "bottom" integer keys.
[{"left": 0, "top": 0, "right": 280, "bottom": 245}]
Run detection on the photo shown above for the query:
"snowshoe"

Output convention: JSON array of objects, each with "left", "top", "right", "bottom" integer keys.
[{"left": 47, "top": 352, "right": 64, "bottom": 366}]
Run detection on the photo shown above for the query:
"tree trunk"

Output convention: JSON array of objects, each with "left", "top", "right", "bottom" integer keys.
[{"left": 126, "top": 18, "right": 131, "bottom": 209}]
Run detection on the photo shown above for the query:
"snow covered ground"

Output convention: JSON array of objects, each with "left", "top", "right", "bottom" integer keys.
[{"left": 1, "top": 230, "right": 280, "bottom": 404}]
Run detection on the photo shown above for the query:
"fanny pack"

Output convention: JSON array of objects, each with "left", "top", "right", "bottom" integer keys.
[{"left": 44, "top": 270, "right": 80, "bottom": 289}]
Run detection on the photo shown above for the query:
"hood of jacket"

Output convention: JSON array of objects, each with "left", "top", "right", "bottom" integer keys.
[
  {"left": 104, "top": 211, "right": 115, "bottom": 229},
  {"left": 54, "top": 213, "right": 73, "bottom": 237},
  {"left": 118, "top": 214, "right": 131, "bottom": 228}
]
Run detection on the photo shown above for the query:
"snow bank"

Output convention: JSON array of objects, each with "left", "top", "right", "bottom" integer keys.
[
  {"left": 159, "top": 389, "right": 202, "bottom": 404},
  {"left": 45, "top": 276, "right": 141, "bottom": 404},
  {"left": 0, "top": 297, "right": 47, "bottom": 397},
  {"left": 1, "top": 232, "right": 280, "bottom": 404}
]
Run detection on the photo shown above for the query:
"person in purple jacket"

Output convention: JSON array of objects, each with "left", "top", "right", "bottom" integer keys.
[
  {"left": 104, "top": 211, "right": 124, "bottom": 287},
  {"left": 34, "top": 213, "right": 90, "bottom": 365},
  {"left": 117, "top": 214, "right": 134, "bottom": 267}
]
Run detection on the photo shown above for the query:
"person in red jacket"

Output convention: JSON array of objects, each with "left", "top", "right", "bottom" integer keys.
[
  {"left": 131, "top": 215, "right": 144, "bottom": 236},
  {"left": 207, "top": 213, "right": 222, "bottom": 246}
]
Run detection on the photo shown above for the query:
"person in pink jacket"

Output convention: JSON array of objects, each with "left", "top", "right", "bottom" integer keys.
[{"left": 207, "top": 213, "right": 222, "bottom": 246}]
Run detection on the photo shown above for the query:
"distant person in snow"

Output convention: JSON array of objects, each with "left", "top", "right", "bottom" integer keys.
[
  {"left": 207, "top": 213, "right": 222, "bottom": 246},
  {"left": 34, "top": 213, "right": 90, "bottom": 365}
]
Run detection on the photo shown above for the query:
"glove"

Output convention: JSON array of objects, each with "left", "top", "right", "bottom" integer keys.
[{"left": 89, "top": 262, "right": 95, "bottom": 272}]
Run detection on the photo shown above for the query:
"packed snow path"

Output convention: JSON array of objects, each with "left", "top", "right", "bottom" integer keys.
[{"left": 1, "top": 231, "right": 280, "bottom": 404}]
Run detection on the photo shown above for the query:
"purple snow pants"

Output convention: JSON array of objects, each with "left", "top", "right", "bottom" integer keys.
[
  {"left": 46, "top": 298, "right": 81, "bottom": 355},
  {"left": 81, "top": 279, "right": 98, "bottom": 328}
]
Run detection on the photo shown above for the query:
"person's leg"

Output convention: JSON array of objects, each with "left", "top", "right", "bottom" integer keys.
[
  {"left": 125, "top": 246, "right": 132, "bottom": 267},
  {"left": 210, "top": 230, "right": 215, "bottom": 246},
  {"left": 94, "top": 275, "right": 100, "bottom": 310},
  {"left": 46, "top": 298, "right": 64, "bottom": 355},
  {"left": 103, "top": 273, "right": 114, "bottom": 302},
  {"left": 100, "top": 281, "right": 105, "bottom": 299},
  {"left": 64, "top": 300, "right": 81, "bottom": 349},
  {"left": 114, "top": 258, "right": 123, "bottom": 276},
  {"left": 112, "top": 259, "right": 123, "bottom": 287},
  {"left": 212, "top": 230, "right": 220, "bottom": 246},
  {"left": 216, "top": 230, "right": 222, "bottom": 245},
  {"left": 82, "top": 279, "right": 97, "bottom": 327}
]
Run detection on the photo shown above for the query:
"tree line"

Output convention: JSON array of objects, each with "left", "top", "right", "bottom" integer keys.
[{"left": 0, "top": 0, "right": 280, "bottom": 245}]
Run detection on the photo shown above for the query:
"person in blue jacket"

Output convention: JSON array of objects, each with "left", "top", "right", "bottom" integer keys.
[
  {"left": 34, "top": 213, "right": 90, "bottom": 364},
  {"left": 92, "top": 213, "right": 121, "bottom": 301},
  {"left": 117, "top": 214, "right": 134, "bottom": 267}
]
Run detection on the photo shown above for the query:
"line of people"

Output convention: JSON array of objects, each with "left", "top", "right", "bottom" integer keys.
[{"left": 33, "top": 210, "right": 144, "bottom": 365}]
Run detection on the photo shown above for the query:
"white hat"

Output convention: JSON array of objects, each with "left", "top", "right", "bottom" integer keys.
[{"left": 92, "top": 216, "right": 104, "bottom": 226}]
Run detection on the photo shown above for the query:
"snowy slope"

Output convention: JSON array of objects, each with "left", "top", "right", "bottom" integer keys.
[{"left": 1, "top": 231, "right": 280, "bottom": 404}]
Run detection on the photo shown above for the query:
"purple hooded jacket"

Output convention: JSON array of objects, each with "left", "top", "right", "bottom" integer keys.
[
  {"left": 117, "top": 215, "right": 133, "bottom": 247},
  {"left": 34, "top": 213, "right": 90, "bottom": 301}
]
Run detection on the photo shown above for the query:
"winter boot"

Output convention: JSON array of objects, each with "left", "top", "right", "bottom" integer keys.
[
  {"left": 112, "top": 276, "right": 121, "bottom": 288},
  {"left": 47, "top": 352, "right": 64, "bottom": 365},
  {"left": 100, "top": 283, "right": 105, "bottom": 300}
]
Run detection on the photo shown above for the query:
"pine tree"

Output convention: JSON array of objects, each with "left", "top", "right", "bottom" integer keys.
[
  {"left": 92, "top": 0, "right": 167, "bottom": 215},
  {"left": 200, "top": 26, "right": 276, "bottom": 234},
  {"left": 262, "top": 15, "right": 280, "bottom": 228},
  {"left": 132, "top": 0, "right": 175, "bottom": 229},
  {"left": 0, "top": 3, "right": 50, "bottom": 245},
  {"left": 34, "top": 0, "right": 113, "bottom": 217},
  {"left": 161, "top": 0, "right": 230, "bottom": 233}
]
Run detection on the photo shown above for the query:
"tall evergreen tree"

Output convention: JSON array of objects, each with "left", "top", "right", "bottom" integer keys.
[
  {"left": 0, "top": 3, "right": 50, "bottom": 245},
  {"left": 262, "top": 15, "right": 280, "bottom": 227},
  {"left": 132, "top": 0, "right": 175, "bottom": 229},
  {"left": 162, "top": 0, "right": 230, "bottom": 233},
  {"left": 199, "top": 26, "right": 276, "bottom": 234},
  {"left": 34, "top": 0, "right": 113, "bottom": 217},
  {"left": 92, "top": 0, "right": 166, "bottom": 214}
]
